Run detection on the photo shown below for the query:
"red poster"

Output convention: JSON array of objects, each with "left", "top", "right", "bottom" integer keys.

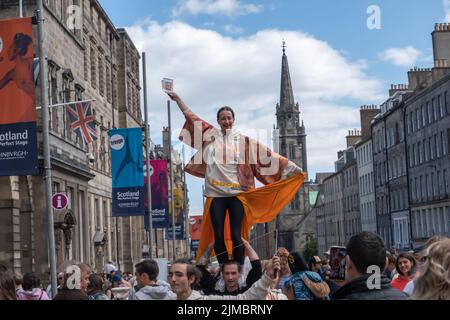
[
  {"left": 189, "top": 215, "right": 202, "bottom": 241},
  {"left": 0, "top": 17, "right": 36, "bottom": 125}
]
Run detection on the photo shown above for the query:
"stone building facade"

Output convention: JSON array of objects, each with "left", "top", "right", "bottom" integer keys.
[
  {"left": 356, "top": 106, "right": 379, "bottom": 233},
  {"left": 405, "top": 24, "right": 450, "bottom": 247},
  {"left": 0, "top": 0, "right": 148, "bottom": 276}
]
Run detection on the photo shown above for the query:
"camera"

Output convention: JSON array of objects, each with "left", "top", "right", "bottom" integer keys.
[{"left": 87, "top": 153, "right": 95, "bottom": 164}]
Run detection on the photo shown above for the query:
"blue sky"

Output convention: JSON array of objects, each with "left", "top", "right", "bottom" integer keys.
[{"left": 99, "top": 0, "right": 450, "bottom": 214}]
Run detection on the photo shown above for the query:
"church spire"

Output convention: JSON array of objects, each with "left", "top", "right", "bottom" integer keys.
[{"left": 280, "top": 40, "right": 295, "bottom": 109}]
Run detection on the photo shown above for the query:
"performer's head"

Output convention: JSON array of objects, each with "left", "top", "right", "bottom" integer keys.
[
  {"left": 9, "top": 33, "right": 32, "bottom": 60},
  {"left": 217, "top": 106, "right": 235, "bottom": 134}
]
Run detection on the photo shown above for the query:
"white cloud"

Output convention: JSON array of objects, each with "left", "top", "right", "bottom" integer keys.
[
  {"left": 378, "top": 46, "right": 422, "bottom": 67},
  {"left": 444, "top": 0, "right": 450, "bottom": 22},
  {"left": 172, "top": 0, "right": 264, "bottom": 17},
  {"left": 224, "top": 24, "right": 244, "bottom": 35},
  {"left": 126, "top": 20, "right": 384, "bottom": 211}
]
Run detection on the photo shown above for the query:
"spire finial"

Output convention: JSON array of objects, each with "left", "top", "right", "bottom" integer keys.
[{"left": 282, "top": 39, "right": 286, "bottom": 54}]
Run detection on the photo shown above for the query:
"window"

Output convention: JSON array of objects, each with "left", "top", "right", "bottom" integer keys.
[
  {"left": 427, "top": 101, "right": 432, "bottom": 124},
  {"left": 290, "top": 144, "right": 296, "bottom": 159},
  {"left": 48, "top": 61, "right": 60, "bottom": 133},
  {"left": 442, "top": 131, "right": 447, "bottom": 155},
  {"left": 421, "top": 105, "right": 426, "bottom": 127},
  {"left": 431, "top": 172, "right": 436, "bottom": 197},
  {"left": 106, "top": 64, "right": 111, "bottom": 103},
  {"left": 424, "top": 139, "right": 429, "bottom": 162},
  {"left": 95, "top": 198, "right": 100, "bottom": 229},
  {"left": 430, "top": 137, "right": 434, "bottom": 159},
  {"left": 418, "top": 141, "right": 423, "bottom": 164},
  {"left": 83, "top": 45, "right": 89, "bottom": 81},
  {"left": 98, "top": 55, "right": 104, "bottom": 96},
  {"left": 395, "top": 123, "right": 400, "bottom": 144},
  {"left": 412, "top": 111, "right": 416, "bottom": 131},
  {"left": 426, "top": 174, "right": 430, "bottom": 199},
  {"left": 406, "top": 113, "right": 410, "bottom": 134},
  {"left": 439, "top": 95, "right": 444, "bottom": 118},
  {"left": 443, "top": 169, "right": 448, "bottom": 195},
  {"left": 435, "top": 134, "right": 440, "bottom": 158},
  {"left": 420, "top": 175, "right": 424, "bottom": 200},
  {"left": 415, "top": 177, "right": 419, "bottom": 202},
  {"left": 90, "top": 46, "right": 96, "bottom": 89},
  {"left": 433, "top": 98, "right": 438, "bottom": 121},
  {"left": 439, "top": 207, "right": 445, "bottom": 234},
  {"left": 62, "top": 72, "right": 73, "bottom": 138},
  {"left": 52, "top": 181, "right": 60, "bottom": 193},
  {"left": 415, "top": 143, "right": 419, "bottom": 166},
  {"left": 448, "top": 129, "right": 450, "bottom": 156},
  {"left": 445, "top": 91, "right": 449, "bottom": 116},
  {"left": 414, "top": 109, "right": 419, "bottom": 130}
]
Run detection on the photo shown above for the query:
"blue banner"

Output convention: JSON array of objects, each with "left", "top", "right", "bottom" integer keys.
[
  {"left": 0, "top": 122, "right": 38, "bottom": 175},
  {"left": 109, "top": 128, "right": 144, "bottom": 217},
  {"left": 190, "top": 240, "right": 199, "bottom": 253},
  {"left": 165, "top": 223, "right": 185, "bottom": 240}
]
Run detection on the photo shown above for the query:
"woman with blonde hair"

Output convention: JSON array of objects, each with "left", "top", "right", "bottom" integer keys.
[{"left": 412, "top": 238, "right": 450, "bottom": 300}]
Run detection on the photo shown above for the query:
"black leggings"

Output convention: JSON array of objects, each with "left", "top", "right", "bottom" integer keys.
[{"left": 210, "top": 197, "right": 245, "bottom": 265}]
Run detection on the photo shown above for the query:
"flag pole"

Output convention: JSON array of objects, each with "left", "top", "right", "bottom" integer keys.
[
  {"left": 168, "top": 101, "right": 176, "bottom": 261},
  {"left": 36, "top": 99, "right": 96, "bottom": 110},
  {"left": 142, "top": 52, "right": 154, "bottom": 259},
  {"left": 36, "top": 0, "right": 57, "bottom": 298},
  {"left": 19, "top": 0, "right": 23, "bottom": 17},
  {"left": 183, "top": 144, "right": 190, "bottom": 258}
]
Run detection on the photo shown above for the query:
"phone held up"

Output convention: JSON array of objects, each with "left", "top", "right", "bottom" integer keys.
[
  {"left": 329, "top": 246, "right": 347, "bottom": 281},
  {"left": 162, "top": 78, "right": 174, "bottom": 93}
]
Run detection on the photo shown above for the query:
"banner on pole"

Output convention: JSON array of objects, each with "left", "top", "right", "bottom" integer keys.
[
  {"left": 189, "top": 215, "right": 203, "bottom": 241},
  {"left": 144, "top": 159, "right": 169, "bottom": 229},
  {"left": 165, "top": 223, "right": 185, "bottom": 240},
  {"left": 0, "top": 18, "right": 38, "bottom": 176},
  {"left": 109, "top": 128, "right": 145, "bottom": 217}
]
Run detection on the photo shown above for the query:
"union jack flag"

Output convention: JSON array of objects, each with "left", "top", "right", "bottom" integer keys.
[{"left": 66, "top": 101, "right": 98, "bottom": 144}]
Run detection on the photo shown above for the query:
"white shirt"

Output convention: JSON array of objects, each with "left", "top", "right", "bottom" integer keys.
[{"left": 203, "top": 129, "right": 244, "bottom": 197}]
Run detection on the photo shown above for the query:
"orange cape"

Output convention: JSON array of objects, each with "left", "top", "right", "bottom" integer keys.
[{"left": 196, "top": 172, "right": 306, "bottom": 261}]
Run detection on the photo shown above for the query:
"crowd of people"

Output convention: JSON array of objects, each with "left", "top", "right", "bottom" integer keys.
[{"left": 0, "top": 232, "right": 449, "bottom": 300}]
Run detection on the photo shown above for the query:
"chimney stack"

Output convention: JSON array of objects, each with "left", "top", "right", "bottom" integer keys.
[
  {"left": 360, "top": 105, "right": 380, "bottom": 139},
  {"left": 432, "top": 23, "right": 450, "bottom": 70},
  {"left": 346, "top": 128, "right": 362, "bottom": 148},
  {"left": 408, "top": 67, "right": 432, "bottom": 91},
  {"left": 388, "top": 84, "right": 409, "bottom": 97}
]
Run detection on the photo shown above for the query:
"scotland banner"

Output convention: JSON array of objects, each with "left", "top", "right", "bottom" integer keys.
[
  {"left": 109, "top": 128, "right": 144, "bottom": 216},
  {"left": 165, "top": 223, "right": 185, "bottom": 240},
  {"left": 0, "top": 18, "right": 38, "bottom": 176},
  {"left": 144, "top": 159, "right": 169, "bottom": 229}
]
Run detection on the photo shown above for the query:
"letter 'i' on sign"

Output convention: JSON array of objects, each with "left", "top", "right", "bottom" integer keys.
[
  {"left": 367, "top": 5, "right": 381, "bottom": 30},
  {"left": 57, "top": 195, "right": 62, "bottom": 208}
]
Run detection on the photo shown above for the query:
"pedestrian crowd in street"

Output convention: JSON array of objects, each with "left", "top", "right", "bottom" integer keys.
[{"left": 1, "top": 232, "right": 449, "bottom": 300}]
